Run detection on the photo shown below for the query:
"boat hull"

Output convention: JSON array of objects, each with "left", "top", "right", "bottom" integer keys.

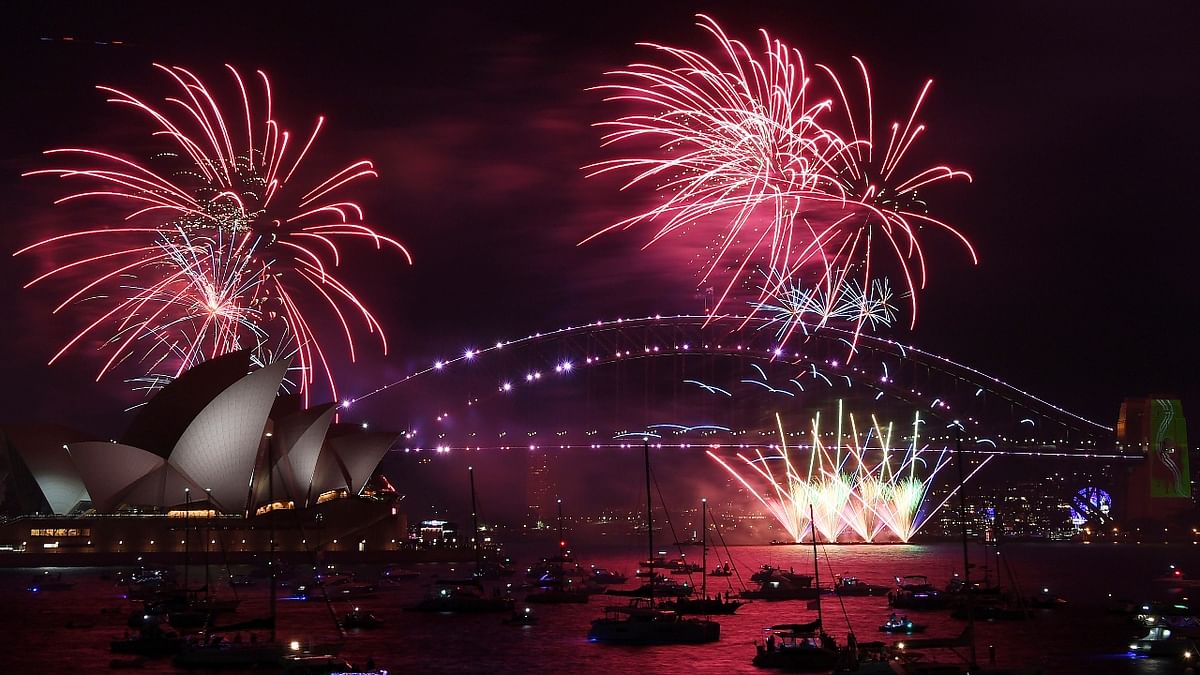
[{"left": 588, "top": 617, "right": 720, "bottom": 644}]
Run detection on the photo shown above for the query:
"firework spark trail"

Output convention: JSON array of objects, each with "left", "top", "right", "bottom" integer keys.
[
  {"left": 585, "top": 15, "right": 974, "bottom": 351},
  {"left": 582, "top": 14, "right": 847, "bottom": 317},
  {"left": 811, "top": 56, "right": 977, "bottom": 328},
  {"left": 18, "top": 64, "right": 411, "bottom": 405},
  {"left": 708, "top": 405, "right": 954, "bottom": 542}
]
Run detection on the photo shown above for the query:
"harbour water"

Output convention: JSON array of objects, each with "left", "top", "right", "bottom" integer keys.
[{"left": 2, "top": 542, "right": 1196, "bottom": 674}]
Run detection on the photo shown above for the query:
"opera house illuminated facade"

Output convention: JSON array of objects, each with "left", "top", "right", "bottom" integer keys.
[{"left": 0, "top": 351, "right": 409, "bottom": 561}]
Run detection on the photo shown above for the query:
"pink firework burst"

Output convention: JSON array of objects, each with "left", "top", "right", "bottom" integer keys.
[
  {"left": 585, "top": 15, "right": 975, "bottom": 348},
  {"left": 582, "top": 14, "right": 847, "bottom": 316},
  {"left": 18, "top": 64, "right": 411, "bottom": 405},
  {"left": 811, "top": 56, "right": 977, "bottom": 329}
]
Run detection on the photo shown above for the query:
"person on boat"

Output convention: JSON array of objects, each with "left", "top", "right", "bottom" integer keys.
[
  {"left": 820, "top": 632, "right": 837, "bottom": 651},
  {"left": 888, "top": 612, "right": 897, "bottom": 623},
  {"left": 766, "top": 634, "right": 776, "bottom": 652}
]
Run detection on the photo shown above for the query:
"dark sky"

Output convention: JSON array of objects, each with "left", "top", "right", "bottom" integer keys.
[{"left": 1, "top": 1, "right": 1197, "bottom": 439}]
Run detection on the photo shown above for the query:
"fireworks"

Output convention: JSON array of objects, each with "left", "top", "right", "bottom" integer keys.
[
  {"left": 707, "top": 407, "right": 958, "bottom": 542},
  {"left": 585, "top": 15, "right": 974, "bottom": 343},
  {"left": 18, "top": 64, "right": 410, "bottom": 404}
]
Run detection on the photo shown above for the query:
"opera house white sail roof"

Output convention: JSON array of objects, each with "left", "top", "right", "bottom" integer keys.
[{"left": 1, "top": 352, "right": 397, "bottom": 515}]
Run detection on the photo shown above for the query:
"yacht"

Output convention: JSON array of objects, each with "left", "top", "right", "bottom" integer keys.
[
  {"left": 752, "top": 621, "right": 839, "bottom": 671},
  {"left": 834, "top": 575, "right": 889, "bottom": 596},
  {"left": 888, "top": 575, "right": 947, "bottom": 609},
  {"left": 588, "top": 598, "right": 720, "bottom": 645},
  {"left": 586, "top": 443, "right": 719, "bottom": 646},
  {"left": 409, "top": 579, "right": 514, "bottom": 613}
]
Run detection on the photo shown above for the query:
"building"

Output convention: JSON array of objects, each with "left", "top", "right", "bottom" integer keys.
[{"left": 0, "top": 351, "right": 410, "bottom": 562}]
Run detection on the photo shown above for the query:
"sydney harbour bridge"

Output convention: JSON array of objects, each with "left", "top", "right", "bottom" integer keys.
[{"left": 348, "top": 314, "right": 1137, "bottom": 542}]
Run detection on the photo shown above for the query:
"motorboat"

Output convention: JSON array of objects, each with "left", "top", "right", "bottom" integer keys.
[
  {"left": 588, "top": 598, "right": 719, "bottom": 644},
  {"left": 381, "top": 565, "right": 420, "bottom": 581},
  {"left": 834, "top": 575, "right": 889, "bottom": 596},
  {"left": 1028, "top": 587, "right": 1067, "bottom": 609},
  {"left": 589, "top": 568, "right": 627, "bottom": 585},
  {"left": 1153, "top": 565, "right": 1200, "bottom": 588},
  {"left": 751, "top": 565, "right": 780, "bottom": 583},
  {"left": 409, "top": 579, "right": 514, "bottom": 613},
  {"left": 951, "top": 596, "right": 1030, "bottom": 621},
  {"left": 740, "top": 570, "right": 819, "bottom": 600},
  {"left": 667, "top": 558, "right": 702, "bottom": 574},
  {"left": 339, "top": 607, "right": 383, "bottom": 629},
  {"left": 111, "top": 623, "right": 186, "bottom": 656},
  {"left": 888, "top": 575, "right": 947, "bottom": 609},
  {"left": 1134, "top": 602, "right": 1200, "bottom": 630},
  {"left": 605, "top": 577, "right": 693, "bottom": 598},
  {"left": 1128, "top": 625, "right": 1198, "bottom": 658},
  {"left": 879, "top": 614, "right": 926, "bottom": 634},
  {"left": 504, "top": 606, "right": 539, "bottom": 626},
  {"left": 661, "top": 594, "right": 744, "bottom": 615},
  {"left": 525, "top": 586, "right": 591, "bottom": 604},
  {"left": 28, "top": 571, "right": 74, "bottom": 592},
  {"left": 710, "top": 563, "right": 733, "bottom": 577},
  {"left": 172, "top": 634, "right": 288, "bottom": 669},
  {"left": 752, "top": 621, "right": 839, "bottom": 671}
]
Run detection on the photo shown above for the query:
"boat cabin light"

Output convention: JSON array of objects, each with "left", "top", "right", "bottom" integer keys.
[{"left": 290, "top": 641, "right": 300, "bottom": 651}]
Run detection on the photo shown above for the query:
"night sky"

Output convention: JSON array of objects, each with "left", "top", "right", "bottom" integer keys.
[{"left": 1, "top": 1, "right": 1197, "bottom": 440}]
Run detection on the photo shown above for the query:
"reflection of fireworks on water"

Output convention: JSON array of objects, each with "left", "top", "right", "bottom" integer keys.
[
  {"left": 707, "top": 406, "right": 957, "bottom": 542},
  {"left": 19, "top": 64, "right": 410, "bottom": 404}
]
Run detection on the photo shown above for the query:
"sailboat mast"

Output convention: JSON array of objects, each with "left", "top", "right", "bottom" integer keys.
[
  {"left": 644, "top": 441, "right": 654, "bottom": 607},
  {"left": 469, "top": 466, "right": 481, "bottom": 570},
  {"left": 809, "top": 503, "right": 822, "bottom": 627},
  {"left": 268, "top": 438, "right": 276, "bottom": 643},
  {"left": 184, "top": 488, "right": 190, "bottom": 593},
  {"left": 954, "top": 430, "right": 977, "bottom": 668},
  {"left": 701, "top": 498, "right": 707, "bottom": 599},
  {"left": 557, "top": 498, "right": 564, "bottom": 593}
]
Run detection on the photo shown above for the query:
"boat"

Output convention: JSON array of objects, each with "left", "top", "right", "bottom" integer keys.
[
  {"left": 667, "top": 558, "right": 702, "bottom": 574},
  {"left": 525, "top": 499, "right": 592, "bottom": 604},
  {"left": 587, "top": 442, "right": 719, "bottom": 645},
  {"left": 662, "top": 499, "right": 744, "bottom": 615},
  {"left": 589, "top": 567, "right": 628, "bottom": 585},
  {"left": 173, "top": 636, "right": 288, "bottom": 669},
  {"left": 381, "top": 565, "right": 419, "bottom": 581},
  {"left": 752, "top": 621, "right": 839, "bottom": 671},
  {"left": 879, "top": 613, "right": 926, "bottom": 634},
  {"left": 409, "top": 578, "right": 515, "bottom": 613},
  {"left": 1028, "top": 587, "right": 1066, "bottom": 609},
  {"left": 111, "top": 622, "right": 186, "bottom": 656},
  {"left": 1135, "top": 602, "right": 1200, "bottom": 630},
  {"left": 752, "top": 503, "right": 842, "bottom": 671},
  {"left": 1129, "top": 625, "right": 1199, "bottom": 658},
  {"left": 952, "top": 596, "right": 1030, "bottom": 621},
  {"left": 504, "top": 606, "right": 539, "bottom": 626},
  {"left": 833, "top": 575, "right": 889, "bottom": 596},
  {"left": 605, "top": 577, "right": 693, "bottom": 598},
  {"left": 339, "top": 607, "right": 383, "bottom": 629},
  {"left": 28, "top": 571, "right": 74, "bottom": 592},
  {"left": 888, "top": 575, "right": 947, "bottom": 609},
  {"left": 740, "top": 569, "right": 819, "bottom": 600},
  {"left": 748, "top": 562, "right": 777, "bottom": 583},
  {"left": 710, "top": 563, "right": 733, "bottom": 577}
]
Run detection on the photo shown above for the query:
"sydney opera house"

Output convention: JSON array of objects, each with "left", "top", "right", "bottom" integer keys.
[{"left": 0, "top": 351, "right": 410, "bottom": 562}]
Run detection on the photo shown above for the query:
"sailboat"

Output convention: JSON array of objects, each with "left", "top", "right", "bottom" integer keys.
[
  {"left": 174, "top": 461, "right": 287, "bottom": 669},
  {"left": 587, "top": 443, "right": 720, "bottom": 645},
  {"left": 526, "top": 499, "right": 590, "bottom": 604},
  {"left": 410, "top": 467, "right": 514, "bottom": 613},
  {"left": 752, "top": 505, "right": 839, "bottom": 671},
  {"left": 663, "top": 499, "right": 743, "bottom": 615}
]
